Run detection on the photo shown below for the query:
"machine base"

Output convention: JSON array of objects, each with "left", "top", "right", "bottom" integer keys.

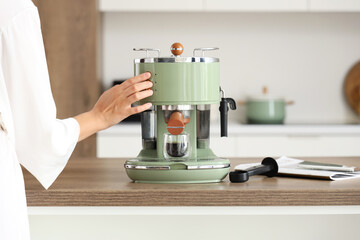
[{"left": 125, "top": 158, "right": 230, "bottom": 184}]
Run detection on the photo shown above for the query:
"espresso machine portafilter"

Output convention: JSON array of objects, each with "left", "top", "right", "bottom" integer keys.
[{"left": 124, "top": 43, "right": 236, "bottom": 183}]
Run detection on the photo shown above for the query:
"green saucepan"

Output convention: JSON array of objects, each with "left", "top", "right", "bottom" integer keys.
[
  {"left": 239, "top": 96, "right": 294, "bottom": 124},
  {"left": 239, "top": 87, "right": 294, "bottom": 124}
]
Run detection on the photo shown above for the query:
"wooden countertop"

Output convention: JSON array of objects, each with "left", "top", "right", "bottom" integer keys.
[{"left": 24, "top": 157, "right": 360, "bottom": 206}]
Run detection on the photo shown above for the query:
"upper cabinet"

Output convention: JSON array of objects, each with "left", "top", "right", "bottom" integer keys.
[
  {"left": 205, "top": 0, "right": 307, "bottom": 12},
  {"left": 99, "top": 0, "right": 203, "bottom": 12},
  {"left": 99, "top": 0, "right": 360, "bottom": 12},
  {"left": 310, "top": 0, "right": 360, "bottom": 12}
]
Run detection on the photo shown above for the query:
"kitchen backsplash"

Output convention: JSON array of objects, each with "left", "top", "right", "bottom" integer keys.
[{"left": 100, "top": 12, "right": 360, "bottom": 124}]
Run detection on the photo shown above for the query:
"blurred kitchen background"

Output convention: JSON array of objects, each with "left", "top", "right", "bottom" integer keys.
[{"left": 33, "top": 0, "right": 360, "bottom": 159}]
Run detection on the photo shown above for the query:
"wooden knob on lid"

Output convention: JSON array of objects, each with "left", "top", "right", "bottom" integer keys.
[
  {"left": 262, "top": 86, "right": 268, "bottom": 95},
  {"left": 171, "top": 43, "right": 184, "bottom": 56}
]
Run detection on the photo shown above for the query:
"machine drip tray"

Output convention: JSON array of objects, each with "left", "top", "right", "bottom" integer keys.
[{"left": 124, "top": 158, "right": 231, "bottom": 184}]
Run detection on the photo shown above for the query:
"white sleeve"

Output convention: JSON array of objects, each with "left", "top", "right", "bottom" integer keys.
[{"left": 2, "top": 6, "right": 80, "bottom": 189}]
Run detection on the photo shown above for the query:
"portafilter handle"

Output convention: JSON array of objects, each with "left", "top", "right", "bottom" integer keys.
[
  {"left": 193, "top": 47, "right": 219, "bottom": 57},
  {"left": 219, "top": 88, "right": 236, "bottom": 137},
  {"left": 133, "top": 48, "right": 161, "bottom": 58}
]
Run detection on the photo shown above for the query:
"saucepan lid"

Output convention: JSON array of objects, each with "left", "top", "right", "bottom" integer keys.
[
  {"left": 238, "top": 87, "right": 295, "bottom": 104},
  {"left": 134, "top": 43, "right": 219, "bottom": 63}
]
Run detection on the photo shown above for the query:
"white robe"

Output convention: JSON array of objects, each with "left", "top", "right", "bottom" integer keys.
[{"left": 0, "top": 0, "right": 80, "bottom": 239}]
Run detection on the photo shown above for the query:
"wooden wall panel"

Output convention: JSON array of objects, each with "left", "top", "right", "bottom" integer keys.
[{"left": 32, "top": 0, "right": 100, "bottom": 157}]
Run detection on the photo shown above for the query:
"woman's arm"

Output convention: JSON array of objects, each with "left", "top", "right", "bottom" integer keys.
[
  {"left": 74, "top": 72, "right": 153, "bottom": 142},
  {"left": 2, "top": 5, "right": 152, "bottom": 189}
]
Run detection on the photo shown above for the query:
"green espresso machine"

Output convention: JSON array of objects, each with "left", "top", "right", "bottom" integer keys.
[{"left": 125, "top": 43, "right": 236, "bottom": 183}]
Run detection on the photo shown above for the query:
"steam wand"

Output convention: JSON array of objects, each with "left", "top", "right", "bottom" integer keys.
[{"left": 219, "top": 88, "right": 236, "bottom": 137}]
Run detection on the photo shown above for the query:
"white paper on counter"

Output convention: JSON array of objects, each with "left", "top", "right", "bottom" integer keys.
[{"left": 234, "top": 156, "right": 360, "bottom": 181}]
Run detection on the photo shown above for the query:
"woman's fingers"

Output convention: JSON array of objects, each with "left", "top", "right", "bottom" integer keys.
[
  {"left": 127, "top": 89, "right": 153, "bottom": 103},
  {"left": 88, "top": 72, "right": 154, "bottom": 133},
  {"left": 124, "top": 80, "right": 153, "bottom": 97},
  {"left": 121, "top": 72, "right": 151, "bottom": 90},
  {"left": 130, "top": 103, "right": 153, "bottom": 115}
]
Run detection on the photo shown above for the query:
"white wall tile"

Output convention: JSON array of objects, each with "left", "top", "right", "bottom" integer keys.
[{"left": 101, "top": 12, "right": 360, "bottom": 124}]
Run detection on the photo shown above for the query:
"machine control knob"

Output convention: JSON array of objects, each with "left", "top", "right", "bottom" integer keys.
[{"left": 171, "top": 43, "right": 184, "bottom": 56}]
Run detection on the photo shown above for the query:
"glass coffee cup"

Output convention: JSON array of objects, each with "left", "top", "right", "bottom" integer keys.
[{"left": 163, "top": 132, "right": 191, "bottom": 161}]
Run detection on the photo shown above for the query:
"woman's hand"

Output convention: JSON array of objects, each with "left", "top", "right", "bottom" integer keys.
[
  {"left": 74, "top": 72, "right": 153, "bottom": 141},
  {"left": 92, "top": 72, "right": 153, "bottom": 129}
]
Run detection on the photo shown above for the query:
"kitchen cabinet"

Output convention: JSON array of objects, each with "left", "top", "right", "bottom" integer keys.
[
  {"left": 99, "top": 0, "right": 360, "bottom": 12},
  {"left": 99, "top": 0, "right": 203, "bottom": 12},
  {"left": 97, "top": 135, "right": 141, "bottom": 157},
  {"left": 28, "top": 207, "right": 360, "bottom": 240},
  {"left": 24, "top": 157, "right": 360, "bottom": 240},
  {"left": 97, "top": 124, "right": 360, "bottom": 158},
  {"left": 309, "top": 0, "right": 360, "bottom": 12},
  {"left": 100, "top": 0, "right": 306, "bottom": 12},
  {"left": 234, "top": 135, "right": 360, "bottom": 157},
  {"left": 205, "top": 0, "right": 307, "bottom": 12},
  {"left": 201, "top": 134, "right": 360, "bottom": 157}
]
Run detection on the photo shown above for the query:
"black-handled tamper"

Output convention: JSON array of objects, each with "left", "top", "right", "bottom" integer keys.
[{"left": 229, "top": 157, "right": 279, "bottom": 183}]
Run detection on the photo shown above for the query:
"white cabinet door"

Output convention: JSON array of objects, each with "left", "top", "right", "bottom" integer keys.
[
  {"left": 210, "top": 136, "right": 238, "bottom": 158},
  {"left": 310, "top": 0, "right": 360, "bottom": 11},
  {"left": 97, "top": 135, "right": 360, "bottom": 158},
  {"left": 98, "top": 135, "right": 238, "bottom": 158},
  {"left": 99, "top": 0, "right": 203, "bottom": 12},
  {"left": 29, "top": 207, "right": 360, "bottom": 240},
  {"left": 205, "top": 0, "right": 307, "bottom": 11},
  {"left": 97, "top": 135, "right": 141, "bottom": 158},
  {"left": 236, "top": 135, "right": 360, "bottom": 157},
  {"left": 99, "top": 0, "right": 360, "bottom": 12}
]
